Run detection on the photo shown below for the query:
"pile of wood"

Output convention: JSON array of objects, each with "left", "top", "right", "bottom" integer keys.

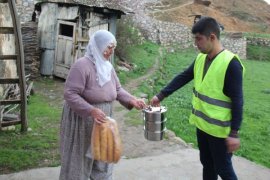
[
  {"left": 116, "top": 56, "right": 134, "bottom": 72},
  {"left": 117, "top": 60, "right": 133, "bottom": 70},
  {"left": 0, "top": 75, "right": 33, "bottom": 122},
  {"left": 21, "top": 22, "right": 41, "bottom": 79}
]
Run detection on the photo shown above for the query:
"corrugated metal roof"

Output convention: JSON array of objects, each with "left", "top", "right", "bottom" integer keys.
[{"left": 34, "top": 0, "right": 132, "bottom": 14}]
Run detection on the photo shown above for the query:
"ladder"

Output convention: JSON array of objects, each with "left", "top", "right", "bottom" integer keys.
[{"left": 0, "top": 0, "right": 27, "bottom": 132}]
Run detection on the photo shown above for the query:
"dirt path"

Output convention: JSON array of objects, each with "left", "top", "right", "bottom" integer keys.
[
  {"left": 113, "top": 48, "right": 187, "bottom": 158},
  {"left": 125, "top": 48, "right": 161, "bottom": 92}
]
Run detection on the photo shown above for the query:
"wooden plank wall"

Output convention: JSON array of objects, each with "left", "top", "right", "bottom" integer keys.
[
  {"left": 38, "top": 3, "right": 58, "bottom": 75},
  {"left": 0, "top": 2, "right": 17, "bottom": 90},
  {"left": 38, "top": 4, "right": 118, "bottom": 78}
]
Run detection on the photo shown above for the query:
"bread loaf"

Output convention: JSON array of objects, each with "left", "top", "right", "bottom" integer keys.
[
  {"left": 100, "top": 122, "right": 108, "bottom": 162},
  {"left": 113, "top": 119, "right": 122, "bottom": 163},
  {"left": 91, "top": 117, "right": 122, "bottom": 163},
  {"left": 107, "top": 121, "right": 114, "bottom": 163},
  {"left": 92, "top": 122, "right": 100, "bottom": 160}
]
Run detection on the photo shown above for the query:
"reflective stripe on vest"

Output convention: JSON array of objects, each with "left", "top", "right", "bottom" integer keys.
[
  {"left": 192, "top": 108, "right": 231, "bottom": 127},
  {"left": 193, "top": 88, "right": 231, "bottom": 109}
]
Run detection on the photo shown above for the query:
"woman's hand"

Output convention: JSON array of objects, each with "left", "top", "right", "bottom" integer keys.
[
  {"left": 150, "top": 96, "right": 160, "bottom": 107},
  {"left": 130, "top": 98, "right": 147, "bottom": 110},
  {"left": 90, "top": 108, "right": 107, "bottom": 124}
]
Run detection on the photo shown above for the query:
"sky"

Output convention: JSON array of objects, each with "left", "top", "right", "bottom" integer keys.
[{"left": 264, "top": 0, "right": 270, "bottom": 4}]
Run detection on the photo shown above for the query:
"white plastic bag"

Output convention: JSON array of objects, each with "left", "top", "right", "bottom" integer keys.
[{"left": 91, "top": 117, "right": 122, "bottom": 163}]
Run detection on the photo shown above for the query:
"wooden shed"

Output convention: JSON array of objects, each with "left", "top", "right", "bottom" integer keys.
[{"left": 35, "top": 0, "right": 129, "bottom": 79}]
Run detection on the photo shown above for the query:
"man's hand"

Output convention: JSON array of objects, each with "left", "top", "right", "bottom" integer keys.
[
  {"left": 150, "top": 96, "right": 160, "bottom": 107},
  {"left": 90, "top": 108, "right": 107, "bottom": 124},
  {"left": 226, "top": 136, "right": 240, "bottom": 153},
  {"left": 130, "top": 98, "right": 147, "bottom": 110}
]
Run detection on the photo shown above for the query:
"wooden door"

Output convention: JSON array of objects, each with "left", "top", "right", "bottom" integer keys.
[{"left": 54, "top": 20, "right": 76, "bottom": 79}]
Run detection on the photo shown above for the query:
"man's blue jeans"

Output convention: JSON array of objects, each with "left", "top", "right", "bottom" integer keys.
[{"left": 196, "top": 128, "right": 238, "bottom": 180}]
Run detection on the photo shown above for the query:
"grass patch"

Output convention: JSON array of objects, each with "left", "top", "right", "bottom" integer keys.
[
  {"left": 244, "top": 32, "right": 270, "bottom": 39},
  {"left": 247, "top": 44, "right": 270, "bottom": 62},
  {"left": 117, "top": 41, "right": 159, "bottom": 84},
  {"left": 238, "top": 60, "right": 270, "bottom": 166},
  {"left": 0, "top": 80, "right": 62, "bottom": 174}
]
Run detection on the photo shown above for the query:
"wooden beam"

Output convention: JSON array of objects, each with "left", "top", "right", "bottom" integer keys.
[
  {"left": 0, "top": 55, "right": 17, "bottom": 60},
  {"left": 76, "top": 37, "right": 89, "bottom": 42},
  {"left": 0, "top": 100, "right": 21, "bottom": 105},
  {"left": 1, "top": 120, "right": 21, "bottom": 127},
  {"left": 2, "top": 114, "right": 19, "bottom": 121},
  {"left": 0, "top": 0, "right": 8, "bottom": 3},
  {"left": 0, "top": 27, "right": 14, "bottom": 34},
  {"left": 0, "top": 78, "right": 20, "bottom": 84},
  {"left": 88, "top": 20, "right": 109, "bottom": 28}
]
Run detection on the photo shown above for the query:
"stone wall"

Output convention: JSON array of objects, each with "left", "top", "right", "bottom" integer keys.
[
  {"left": 129, "top": 15, "right": 193, "bottom": 48},
  {"left": 222, "top": 33, "right": 247, "bottom": 59},
  {"left": 157, "top": 21, "right": 193, "bottom": 48},
  {"left": 129, "top": 14, "right": 247, "bottom": 59},
  {"left": 16, "top": 0, "right": 35, "bottom": 23},
  {"left": 21, "top": 22, "right": 41, "bottom": 79},
  {"left": 247, "top": 37, "right": 270, "bottom": 47}
]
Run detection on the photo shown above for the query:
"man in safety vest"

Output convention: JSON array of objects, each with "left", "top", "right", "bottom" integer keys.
[{"left": 150, "top": 17, "right": 244, "bottom": 180}]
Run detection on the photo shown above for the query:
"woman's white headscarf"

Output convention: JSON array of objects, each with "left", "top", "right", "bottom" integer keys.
[{"left": 85, "top": 30, "right": 117, "bottom": 87}]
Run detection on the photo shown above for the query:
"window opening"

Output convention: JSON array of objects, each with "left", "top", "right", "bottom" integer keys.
[{"left": 59, "top": 23, "right": 74, "bottom": 37}]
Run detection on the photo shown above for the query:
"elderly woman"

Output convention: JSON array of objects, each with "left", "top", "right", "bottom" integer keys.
[{"left": 59, "top": 30, "right": 146, "bottom": 180}]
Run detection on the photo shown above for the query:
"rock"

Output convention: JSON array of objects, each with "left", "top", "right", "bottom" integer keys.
[
  {"left": 1, "top": 125, "right": 16, "bottom": 131},
  {"left": 117, "top": 66, "right": 130, "bottom": 72},
  {"left": 174, "top": 137, "right": 188, "bottom": 147},
  {"left": 139, "top": 93, "right": 148, "bottom": 99}
]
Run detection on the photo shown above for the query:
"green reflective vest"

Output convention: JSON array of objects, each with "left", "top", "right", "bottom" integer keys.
[{"left": 189, "top": 50, "right": 245, "bottom": 138}]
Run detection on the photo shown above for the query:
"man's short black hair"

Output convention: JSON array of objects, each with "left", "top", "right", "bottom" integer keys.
[{"left": 192, "top": 16, "right": 220, "bottom": 39}]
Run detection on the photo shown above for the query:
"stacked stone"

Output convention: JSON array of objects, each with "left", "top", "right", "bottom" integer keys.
[
  {"left": 247, "top": 37, "right": 270, "bottom": 47},
  {"left": 222, "top": 37, "right": 247, "bottom": 60},
  {"left": 21, "top": 22, "right": 41, "bottom": 79},
  {"left": 15, "top": 0, "right": 35, "bottom": 23}
]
